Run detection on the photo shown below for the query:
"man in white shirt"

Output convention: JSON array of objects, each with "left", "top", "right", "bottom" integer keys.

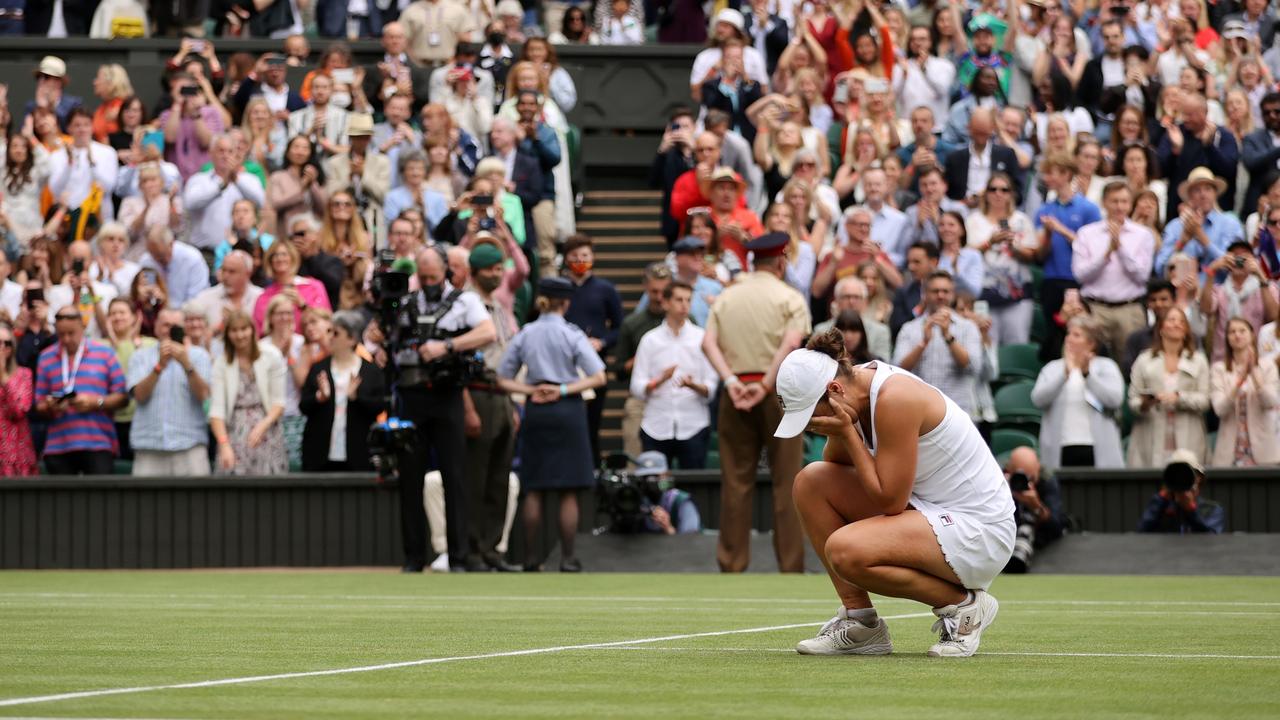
[
  {"left": 629, "top": 281, "right": 719, "bottom": 470},
  {"left": 48, "top": 108, "right": 119, "bottom": 225},
  {"left": 287, "top": 74, "right": 351, "bottom": 159},
  {"left": 183, "top": 133, "right": 267, "bottom": 255},
  {"left": 46, "top": 240, "right": 117, "bottom": 340},
  {"left": 893, "top": 26, "right": 955, "bottom": 134},
  {"left": 190, "top": 250, "right": 264, "bottom": 336}
]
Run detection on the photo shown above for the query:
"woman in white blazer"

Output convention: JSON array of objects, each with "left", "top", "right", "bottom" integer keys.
[
  {"left": 209, "top": 310, "right": 287, "bottom": 475},
  {"left": 1031, "top": 316, "right": 1126, "bottom": 473},
  {"left": 1210, "top": 317, "right": 1280, "bottom": 467},
  {"left": 1127, "top": 307, "right": 1211, "bottom": 469}
]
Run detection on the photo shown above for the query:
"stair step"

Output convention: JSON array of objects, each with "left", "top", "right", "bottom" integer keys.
[
  {"left": 577, "top": 220, "right": 659, "bottom": 231},
  {"left": 580, "top": 205, "right": 661, "bottom": 217},
  {"left": 584, "top": 190, "right": 662, "bottom": 200},
  {"left": 590, "top": 235, "right": 668, "bottom": 244},
  {"left": 594, "top": 251, "right": 667, "bottom": 262}
]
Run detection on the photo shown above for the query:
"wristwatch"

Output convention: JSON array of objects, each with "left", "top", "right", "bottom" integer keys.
[
  {"left": 444, "top": 339, "right": 455, "bottom": 353},
  {"left": 96, "top": 397, "right": 104, "bottom": 410},
  {"left": 943, "top": 335, "right": 955, "bottom": 345}
]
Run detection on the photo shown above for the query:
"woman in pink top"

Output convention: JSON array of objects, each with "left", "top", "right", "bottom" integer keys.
[
  {"left": 253, "top": 239, "right": 331, "bottom": 335},
  {"left": 0, "top": 322, "right": 37, "bottom": 476}
]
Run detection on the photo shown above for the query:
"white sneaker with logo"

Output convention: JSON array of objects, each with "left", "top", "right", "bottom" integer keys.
[
  {"left": 795, "top": 607, "right": 893, "bottom": 656},
  {"left": 928, "top": 590, "right": 999, "bottom": 658}
]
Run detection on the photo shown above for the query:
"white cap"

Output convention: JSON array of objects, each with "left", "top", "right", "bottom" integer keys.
[
  {"left": 773, "top": 349, "right": 840, "bottom": 438},
  {"left": 715, "top": 8, "right": 746, "bottom": 32}
]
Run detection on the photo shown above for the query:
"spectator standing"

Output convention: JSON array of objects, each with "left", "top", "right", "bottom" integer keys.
[
  {"left": 1210, "top": 317, "right": 1280, "bottom": 467},
  {"left": 968, "top": 172, "right": 1037, "bottom": 346},
  {"left": 191, "top": 250, "right": 264, "bottom": 335},
  {"left": 1031, "top": 315, "right": 1126, "bottom": 472},
  {"left": 0, "top": 321, "right": 37, "bottom": 476},
  {"left": 159, "top": 72, "right": 224, "bottom": 182},
  {"left": 212, "top": 200, "right": 275, "bottom": 272},
  {"left": 269, "top": 135, "right": 328, "bottom": 234},
  {"left": 299, "top": 310, "right": 386, "bottom": 472},
  {"left": 855, "top": 168, "right": 909, "bottom": 267},
  {"left": 1155, "top": 167, "right": 1245, "bottom": 275},
  {"left": 1138, "top": 450, "right": 1224, "bottom": 533},
  {"left": 139, "top": 227, "right": 210, "bottom": 308},
  {"left": 287, "top": 74, "right": 350, "bottom": 160},
  {"left": 209, "top": 311, "right": 287, "bottom": 476},
  {"left": 460, "top": 243, "right": 521, "bottom": 572},
  {"left": 362, "top": 23, "right": 432, "bottom": 116},
  {"left": 642, "top": 235, "right": 723, "bottom": 327},
  {"left": 127, "top": 308, "right": 212, "bottom": 476},
  {"left": 232, "top": 54, "right": 306, "bottom": 131},
  {"left": 943, "top": 108, "right": 1023, "bottom": 208},
  {"left": 511, "top": 93, "right": 563, "bottom": 277},
  {"left": 903, "top": 166, "right": 969, "bottom": 253},
  {"left": 650, "top": 108, "right": 698, "bottom": 248},
  {"left": 1156, "top": 94, "right": 1239, "bottom": 218},
  {"left": 1035, "top": 153, "right": 1102, "bottom": 361},
  {"left": 1072, "top": 182, "right": 1157, "bottom": 357},
  {"left": 47, "top": 240, "right": 116, "bottom": 341},
  {"left": 563, "top": 235, "right": 623, "bottom": 463},
  {"left": 888, "top": 242, "right": 938, "bottom": 340},
  {"left": 614, "top": 263, "right": 671, "bottom": 459},
  {"left": 630, "top": 281, "right": 718, "bottom": 469},
  {"left": 401, "top": 0, "right": 478, "bottom": 67},
  {"left": 383, "top": 150, "right": 450, "bottom": 231},
  {"left": 118, "top": 163, "right": 182, "bottom": 252},
  {"left": 893, "top": 270, "right": 983, "bottom": 416},
  {"left": 1127, "top": 307, "right": 1210, "bottom": 469},
  {"left": 520, "top": 38, "right": 577, "bottom": 114},
  {"left": 935, "top": 211, "right": 984, "bottom": 299},
  {"left": 699, "top": 42, "right": 766, "bottom": 145},
  {"left": 35, "top": 309, "right": 128, "bottom": 475},
  {"left": 88, "top": 223, "right": 140, "bottom": 297},
  {"left": 600, "top": 0, "right": 645, "bottom": 45},
  {"left": 811, "top": 207, "right": 903, "bottom": 305},
  {"left": 105, "top": 297, "right": 152, "bottom": 458},
  {"left": 183, "top": 134, "right": 267, "bottom": 259},
  {"left": 48, "top": 109, "right": 119, "bottom": 233},
  {"left": 892, "top": 26, "right": 955, "bottom": 132},
  {"left": 22, "top": 56, "right": 82, "bottom": 131},
  {"left": 1199, "top": 241, "right": 1279, "bottom": 361},
  {"left": 702, "top": 232, "right": 809, "bottom": 573},
  {"left": 814, "top": 277, "right": 891, "bottom": 361},
  {"left": 15, "top": 280, "right": 55, "bottom": 372},
  {"left": 1124, "top": 280, "right": 1179, "bottom": 380},
  {"left": 551, "top": 5, "right": 600, "bottom": 45},
  {"left": 253, "top": 240, "right": 332, "bottom": 335},
  {"left": 287, "top": 214, "right": 345, "bottom": 311},
  {"left": 0, "top": 134, "right": 52, "bottom": 246}
]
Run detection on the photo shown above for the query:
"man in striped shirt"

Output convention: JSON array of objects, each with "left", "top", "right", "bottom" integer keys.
[{"left": 34, "top": 309, "right": 128, "bottom": 475}]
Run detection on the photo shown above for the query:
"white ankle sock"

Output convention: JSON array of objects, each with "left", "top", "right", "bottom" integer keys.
[{"left": 847, "top": 607, "right": 879, "bottom": 624}]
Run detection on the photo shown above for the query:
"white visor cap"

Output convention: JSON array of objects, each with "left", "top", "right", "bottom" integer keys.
[{"left": 773, "top": 349, "right": 840, "bottom": 438}]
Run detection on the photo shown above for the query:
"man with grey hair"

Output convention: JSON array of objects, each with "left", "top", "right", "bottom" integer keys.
[
  {"left": 287, "top": 213, "right": 344, "bottom": 309},
  {"left": 190, "top": 249, "right": 263, "bottom": 336},
  {"left": 140, "top": 226, "right": 210, "bottom": 306},
  {"left": 488, "top": 115, "right": 544, "bottom": 248},
  {"left": 859, "top": 166, "right": 911, "bottom": 267},
  {"left": 128, "top": 306, "right": 213, "bottom": 477},
  {"left": 813, "top": 276, "right": 892, "bottom": 361},
  {"left": 46, "top": 240, "right": 117, "bottom": 340},
  {"left": 812, "top": 206, "right": 904, "bottom": 303},
  {"left": 183, "top": 132, "right": 266, "bottom": 255},
  {"left": 1155, "top": 92, "right": 1240, "bottom": 217}
]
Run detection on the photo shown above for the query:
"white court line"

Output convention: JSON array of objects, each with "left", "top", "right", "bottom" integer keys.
[
  {"left": 0, "top": 613, "right": 932, "bottom": 709},
  {"left": 591, "top": 647, "right": 1280, "bottom": 661}
]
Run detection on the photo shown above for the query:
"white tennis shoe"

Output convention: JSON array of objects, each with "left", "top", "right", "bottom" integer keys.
[
  {"left": 928, "top": 590, "right": 999, "bottom": 658},
  {"left": 796, "top": 607, "right": 893, "bottom": 656}
]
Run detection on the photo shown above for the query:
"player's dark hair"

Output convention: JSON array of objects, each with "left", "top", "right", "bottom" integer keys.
[{"left": 805, "top": 327, "right": 857, "bottom": 378}]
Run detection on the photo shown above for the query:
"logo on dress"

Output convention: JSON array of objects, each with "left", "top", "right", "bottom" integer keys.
[{"left": 939, "top": 513, "right": 955, "bottom": 527}]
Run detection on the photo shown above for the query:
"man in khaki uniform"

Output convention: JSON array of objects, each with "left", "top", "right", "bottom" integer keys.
[
  {"left": 703, "top": 232, "right": 811, "bottom": 572},
  {"left": 400, "top": 0, "right": 478, "bottom": 67}
]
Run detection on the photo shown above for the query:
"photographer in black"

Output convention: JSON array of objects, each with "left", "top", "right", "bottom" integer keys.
[
  {"left": 1003, "top": 446, "right": 1067, "bottom": 574},
  {"left": 1138, "top": 449, "right": 1224, "bottom": 534},
  {"left": 388, "top": 246, "right": 496, "bottom": 573}
]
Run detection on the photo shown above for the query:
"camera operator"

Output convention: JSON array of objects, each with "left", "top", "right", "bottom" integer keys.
[
  {"left": 1003, "top": 446, "right": 1067, "bottom": 574},
  {"left": 390, "top": 246, "right": 496, "bottom": 573},
  {"left": 632, "top": 451, "right": 702, "bottom": 535},
  {"left": 1138, "top": 449, "right": 1225, "bottom": 534}
]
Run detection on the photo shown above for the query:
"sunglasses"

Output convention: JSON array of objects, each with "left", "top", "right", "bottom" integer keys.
[
  {"left": 795, "top": 161, "right": 817, "bottom": 169},
  {"left": 330, "top": 200, "right": 353, "bottom": 207},
  {"left": 987, "top": 187, "right": 1011, "bottom": 193},
  {"left": 290, "top": 230, "right": 308, "bottom": 238},
  {"left": 687, "top": 207, "right": 712, "bottom": 217}
]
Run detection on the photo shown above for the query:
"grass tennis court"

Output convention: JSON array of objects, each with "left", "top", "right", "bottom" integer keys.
[{"left": 1, "top": 572, "right": 1278, "bottom": 719}]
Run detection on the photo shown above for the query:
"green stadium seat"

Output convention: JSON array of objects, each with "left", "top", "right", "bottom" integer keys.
[
  {"left": 991, "top": 428, "right": 1038, "bottom": 457},
  {"left": 1029, "top": 265, "right": 1044, "bottom": 302},
  {"left": 997, "top": 343, "right": 1043, "bottom": 383},
  {"left": 994, "top": 381, "right": 1042, "bottom": 432},
  {"left": 112, "top": 459, "right": 133, "bottom": 475},
  {"left": 1030, "top": 303, "right": 1047, "bottom": 344}
]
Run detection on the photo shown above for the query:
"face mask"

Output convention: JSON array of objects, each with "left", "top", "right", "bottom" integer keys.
[
  {"left": 476, "top": 274, "right": 503, "bottom": 293},
  {"left": 567, "top": 260, "right": 593, "bottom": 275},
  {"left": 487, "top": 31, "right": 505, "bottom": 46},
  {"left": 331, "top": 92, "right": 351, "bottom": 109},
  {"left": 423, "top": 282, "right": 444, "bottom": 302}
]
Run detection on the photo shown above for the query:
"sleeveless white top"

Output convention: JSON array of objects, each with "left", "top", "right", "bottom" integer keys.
[{"left": 856, "top": 362, "right": 1016, "bottom": 525}]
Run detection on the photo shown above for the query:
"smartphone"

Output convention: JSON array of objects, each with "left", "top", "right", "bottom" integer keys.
[
  {"left": 52, "top": 389, "right": 77, "bottom": 402},
  {"left": 24, "top": 287, "right": 43, "bottom": 308},
  {"left": 141, "top": 129, "right": 165, "bottom": 154},
  {"left": 169, "top": 325, "right": 186, "bottom": 344},
  {"left": 332, "top": 68, "right": 356, "bottom": 85},
  {"left": 472, "top": 194, "right": 493, "bottom": 207},
  {"left": 189, "top": 39, "right": 206, "bottom": 53},
  {"left": 71, "top": 258, "right": 86, "bottom": 275},
  {"left": 1064, "top": 288, "right": 1081, "bottom": 305},
  {"left": 180, "top": 85, "right": 200, "bottom": 97},
  {"left": 833, "top": 82, "right": 850, "bottom": 104},
  {"left": 974, "top": 300, "right": 990, "bottom": 318},
  {"left": 999, "top": 219, "right": 1010, "bottom": 231}
]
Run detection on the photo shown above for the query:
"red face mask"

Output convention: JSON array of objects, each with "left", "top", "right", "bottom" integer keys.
[{"left": 567, "top": 260, "right": 593, "bottom": 275}]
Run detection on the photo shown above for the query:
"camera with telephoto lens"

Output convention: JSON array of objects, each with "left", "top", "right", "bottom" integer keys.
[
  {"left": 1009, "top": 472, "right": 1032, "bottom": 493},
  {"left": 367, "top": 416, "right": 417, "bottom": 487},
  {"left": 1164, "top": 462, "right": 1197, "bottom": 493},
  {"left": 595, "top": 453, "right": 663, "bottom": 533}
]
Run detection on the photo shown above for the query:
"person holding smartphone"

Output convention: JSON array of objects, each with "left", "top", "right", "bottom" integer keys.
[
  {"left": 125, "top": 307, "right": 213, "bottom": 476},
  {"left": 1198, "top": 241, "right": 1279, "bottom": 362}
]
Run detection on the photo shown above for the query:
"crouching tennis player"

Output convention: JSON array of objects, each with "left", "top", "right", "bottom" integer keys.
[{"left": 774, "top": 329, "right": 1015, "bottom": 658}]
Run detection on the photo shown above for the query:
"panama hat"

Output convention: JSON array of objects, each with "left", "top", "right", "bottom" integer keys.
[{"left": 1177, "top": 166, "right": 1228, "bottom": 201}]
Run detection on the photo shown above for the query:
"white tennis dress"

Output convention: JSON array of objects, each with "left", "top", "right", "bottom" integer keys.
[{"left": 855, "top": 362, "right": 1017, "bottom": 590}]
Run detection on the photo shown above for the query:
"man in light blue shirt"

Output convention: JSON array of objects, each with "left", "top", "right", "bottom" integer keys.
[
  {"left": 1155, "top": 170, "right": 1244, "bottom": 275},
  {"left": 383, "top": 149, "right": 450, "bottom": 232},
  {"left": 637, "top": 236, "right": 723, "bottom": 326},
  {"left": 903, "top": 165, "right": 970, "bottom": 249},
  {"left": 140, "top": 227, "right": 210, "bottom": 306},
  {"left": 128, "top": 307, "right": 212, "bottom": 476},
  {"left": 861, "top": 167, "right": 911, "bottom": 267}
]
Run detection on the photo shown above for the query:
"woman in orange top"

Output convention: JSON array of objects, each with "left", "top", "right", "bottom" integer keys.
[
  {"left": 91, "top": 64, "right": 134, "bottom": 143},
  {"left": 833, "top": 1, "right": 896, "bottom": 81}
]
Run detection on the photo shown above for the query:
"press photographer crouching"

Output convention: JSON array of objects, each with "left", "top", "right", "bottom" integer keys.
[
  {"left": 631, "top": 451, "right": 701, "bottom": 535},
  {"left": 1138, "top": 449, "right": 1224, "bottom": 534},
  {"left": 383, "top": 246, "right": 496, "bottom": 573},
  {"left": 1003, "top": 446, "right": 1067, "bottom": 574}
]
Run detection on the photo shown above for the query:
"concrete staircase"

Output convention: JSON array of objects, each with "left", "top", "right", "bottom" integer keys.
[{"left": 576, "top": 188, "right": 667, "bottom": 455}]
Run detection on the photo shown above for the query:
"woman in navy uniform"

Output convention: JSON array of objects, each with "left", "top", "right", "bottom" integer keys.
[{"left": 498, "top": 277, "right": 608, "bottom": 572}]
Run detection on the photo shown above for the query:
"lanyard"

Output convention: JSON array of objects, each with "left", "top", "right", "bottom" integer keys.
[{"left": 60, "top": 340, "right": 85, "bottom": 394}]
